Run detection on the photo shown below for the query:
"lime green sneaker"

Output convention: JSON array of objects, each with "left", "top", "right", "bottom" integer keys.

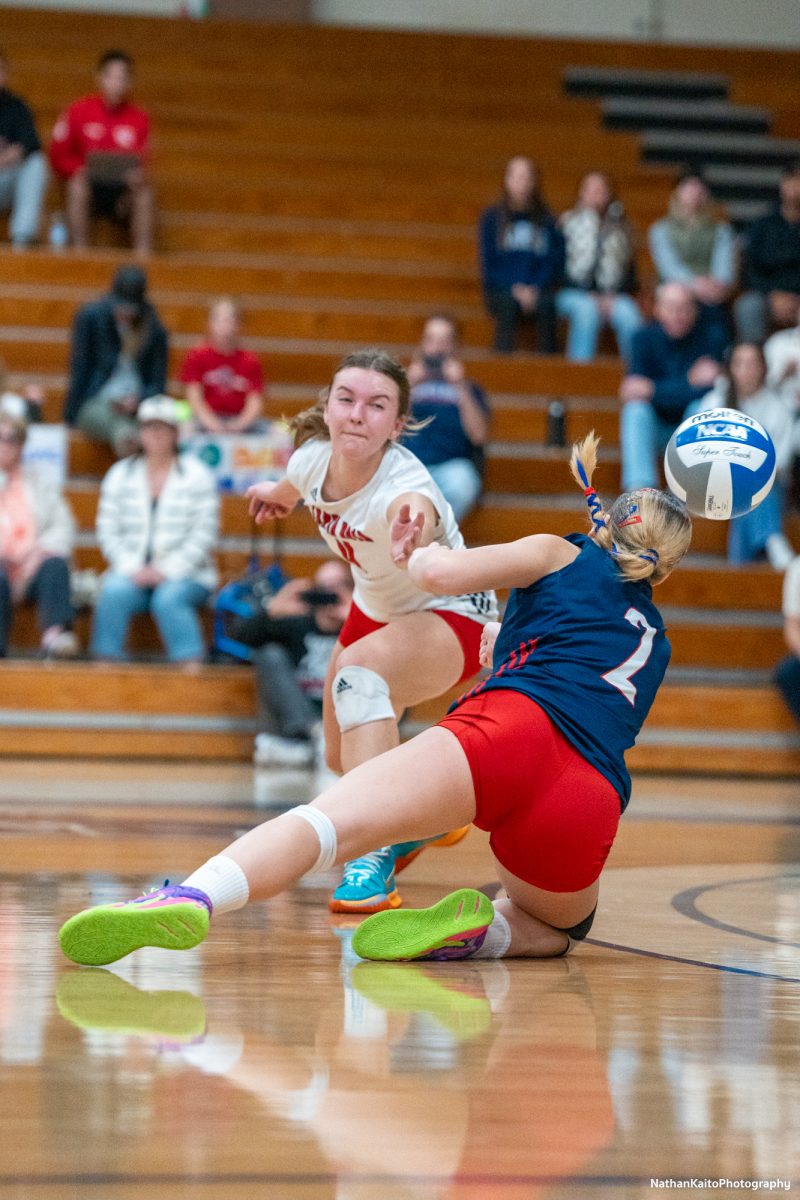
[
  {"left": 59, "top": 884, "right": 212, "bottom": 966},
  {"left": 352, "top": 888, "right": 494, "bottom": 962}
]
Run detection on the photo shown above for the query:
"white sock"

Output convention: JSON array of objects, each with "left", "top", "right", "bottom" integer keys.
[
  {"left": 182, "top": 856, "right": 250, "bottom": 916},
  {"left": 472, "top": 908, "right": 512, "bottom": 959}
]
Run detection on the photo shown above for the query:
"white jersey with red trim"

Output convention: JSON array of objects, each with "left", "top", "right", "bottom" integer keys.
[{"left": 286, "top": 437, "right": 498, "bottom": 625}]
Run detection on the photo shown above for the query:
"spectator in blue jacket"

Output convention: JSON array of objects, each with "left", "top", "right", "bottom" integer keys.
[
  {"left": 619, "top": 282, "right": 727, "bottom": 491},
  {"left": 478, "top": 156, "right": 564, "bottom": 353},
  {"left": 404, "top": 312, "right": 490, "bottom": 522},
  {"left": 63, "top": 264, "right": 169, "bottom": 456}
]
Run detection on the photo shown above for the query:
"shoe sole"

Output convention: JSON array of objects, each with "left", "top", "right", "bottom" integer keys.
[
  {"left": 394, "top": 826, "right": 471, "bottom": 874},
  {"left": 352, "top": 888, "right": 494, "bottom": 961},
  {"left": 59, "top": 900, "right": 210, "bottom": 966},
  {"left": 329, "top": 886, "right": 402, "bottom": 915}
]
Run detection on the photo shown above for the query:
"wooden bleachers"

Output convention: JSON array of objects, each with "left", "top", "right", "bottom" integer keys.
[{"left": 0, "top": 8, "right": 798, "bottom": 772}]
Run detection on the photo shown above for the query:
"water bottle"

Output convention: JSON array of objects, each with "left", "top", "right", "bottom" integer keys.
[
  {"left": 48, "top": 214, "right": 69, "bottom": 250},
  {"left": 546, "top": 400, "right": 566, "bottom": 448}
]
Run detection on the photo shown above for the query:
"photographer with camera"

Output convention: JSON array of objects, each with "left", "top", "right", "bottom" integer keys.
[
  {"left": 232, "top": 559, "right": 353, "bottom": 768},
  {"left": 404, "top": 313, "right": 490, "bottom": 523}
]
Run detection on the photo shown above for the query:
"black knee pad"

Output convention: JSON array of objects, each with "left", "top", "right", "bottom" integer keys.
[{"left": 554, "top": 905, "right": 597, "bottom": 942}]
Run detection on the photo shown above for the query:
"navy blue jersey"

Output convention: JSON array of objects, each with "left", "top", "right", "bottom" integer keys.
[{"left": 451, "top": 534, "right": 671, "bottom": 809}]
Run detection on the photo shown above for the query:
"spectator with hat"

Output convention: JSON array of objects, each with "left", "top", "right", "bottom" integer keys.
[
  {"left": 64, "top": 264, "right": 168, "bottom": 457},
  {"left": 0, "top": 410, "right": 78, "bottom": 659},
  {"left": 0, "top": 48, "right": 48, "bottom": 248},
  {"left": 49, "top": 49, "right": 154, "bottom": 254},
  {"left": 90, "top": 396, "right": 218, "bottom": 664}
]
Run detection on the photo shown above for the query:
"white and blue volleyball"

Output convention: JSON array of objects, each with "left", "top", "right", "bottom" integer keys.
[{"left": 664, "top": 407, "right": 776, "bottom": 520}]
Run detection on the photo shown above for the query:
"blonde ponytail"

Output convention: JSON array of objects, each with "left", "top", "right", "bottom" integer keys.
[{"left": 570, "top": 432, "right": 692, "bottom": 583}]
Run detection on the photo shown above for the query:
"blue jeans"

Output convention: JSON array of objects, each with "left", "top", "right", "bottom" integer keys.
[
  {"left": 619, "top": 400, "right": 679, "bottom": 491},
  {"left": 727, "top": 481, "right": 785, "bottom": 564},
  {"left": 91, "top": 573, "right": 210, "bottom": 661},
  {"left": 556, "top": 289, "right": 643, "bottom": 362},
  {"left": 427, "top": 458, "right": 483, "bottom": 523},
  {"left": 0, "top": 151, "right": 48, "bottom": 245}
]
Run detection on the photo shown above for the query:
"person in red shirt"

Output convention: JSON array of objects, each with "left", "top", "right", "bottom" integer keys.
[
  {"left": 180, "top": 297, "right": 266, "bottom": 433},
  {"left": 49, "top": 49, "right": 154, "bottom": 254}
]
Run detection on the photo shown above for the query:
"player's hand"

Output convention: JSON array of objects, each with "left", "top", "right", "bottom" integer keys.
[
  {"left": 246, "top": 482, "right": 295, "bottom": 523},
  {"left": 390, "top": 503, "right": 425, "bottom": 565},
  {"left": 479, "top": 621, "right": 501, "bottom": 669}
]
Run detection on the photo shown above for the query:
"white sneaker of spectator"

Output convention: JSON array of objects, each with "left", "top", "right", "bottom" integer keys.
[
  {"left": 766, "top": 533, "right": 795, "bottom": 572},
  {"left": 253, "top": 732, "right": 314, "bottom": 768},
  {"left": 42, "top": 629, "right": 80, "bottom": 659}
]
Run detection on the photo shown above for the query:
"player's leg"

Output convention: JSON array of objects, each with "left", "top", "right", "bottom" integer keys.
[
  {"left": 329, "top": 611, "right": 474, "bottom": 913},
  {"left": 58, "top": 727, "right": 477, "bottom": 966},
  {"left": 334, "top": 611, "right": 466, "bottom": 773},
  {"left": 320, "top": 637, "right": 345, "bottom": 774}
]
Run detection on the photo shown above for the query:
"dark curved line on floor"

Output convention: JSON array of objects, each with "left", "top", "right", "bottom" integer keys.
[
  {"left": 671, "top": 872, "right": 800, "bottom": 949},
  {"left": 584, "top": 937, "right": 800, "bottom": 983}
]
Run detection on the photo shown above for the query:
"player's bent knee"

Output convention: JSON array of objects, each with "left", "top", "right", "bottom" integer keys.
[{"left": 332, "top": 665, "right": 394, "bottom": 732}]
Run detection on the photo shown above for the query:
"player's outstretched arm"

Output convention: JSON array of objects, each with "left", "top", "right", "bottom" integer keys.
[
  {"left": 408, "top": 534, "right": 579, "bottom": 595},
  {"left": 246, "top": 478, "right": 302, "bottom": 523}
]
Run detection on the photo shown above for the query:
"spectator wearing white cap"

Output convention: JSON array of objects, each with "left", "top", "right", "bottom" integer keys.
[{"left": 90, "top": 396, "right": 219, "bottom": 663}]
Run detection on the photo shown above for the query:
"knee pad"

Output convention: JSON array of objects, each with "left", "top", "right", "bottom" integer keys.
[
  {"left": 554, "top": 907, "right": 597, "bottom": 945},
  {"left": 332, "top": 665, "right": 394, "bottom": 733},
  {"left": 286, "top": 805, "right": 338, "bottom": 874}
]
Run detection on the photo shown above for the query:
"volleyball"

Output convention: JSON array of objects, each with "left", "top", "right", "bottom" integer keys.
[{"left": 663, "top": 407, "right": 777, "bottom": 520}]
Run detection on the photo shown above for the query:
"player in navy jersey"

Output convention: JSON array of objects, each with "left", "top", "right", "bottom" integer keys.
[{"left": 59, "top": 432, "right": 692, "bottom": 968}]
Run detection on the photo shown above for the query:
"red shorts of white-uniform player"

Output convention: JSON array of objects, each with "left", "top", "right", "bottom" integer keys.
[{"left": 338, "top": 601, "right": 484, "bottom": 685}]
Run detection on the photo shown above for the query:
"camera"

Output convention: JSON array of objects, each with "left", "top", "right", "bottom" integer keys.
[
  {"left": 300, "top": 588, "right": 341, "bottom": 607},
  {"left": 422, "top": 354, "right": 445, "bottom": 374}
]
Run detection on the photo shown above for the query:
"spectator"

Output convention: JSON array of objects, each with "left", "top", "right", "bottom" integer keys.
[
  {"left": 404, "top": 313, "right": 490, "bottom": 522},
  {"left": 0, "top": 356, "right": 44, "bottom": 423},
  {"left": 775, "top": 555, "right": 800, "bottom": 723},
  {"left": 233, "top": 560, "right": 353, "bottom": 767},
  {"left": 0, "top": 412, "right": 77, "bottom": 658},
  {"left": 0, "top": 49, "right": 47, "bottom": 248},
  {"left": 179, "top": 297, "right": 265, "bottom": 434},
  {"left": 735, "top": 160, "right": 800, "bottom": 344},
  {"left": 90, "top": 397, "right": 218, "bottom": 664},
  {"left": 64, "top": 264, "right": 168, "bottom": 457},
  {"left": 701, "top": 343, "right": 795, "bottom": 569},
  {"left": 619, "top": 282, "right": 727, "bottom": 491},
  {"left": 556, "top": 170, "right": 642, "bottom": 362},
  {"left": 478, "top": 156, "right": 564, "bottom": 353},
  {"left": 49, "top": 49, "right": 154, "bottom": 254},
  {"left": 764, "top": 295, "right": 800, "bottom": 419},
  {"left": 649, "top": 172, "right": 735, "bottom": 338}
]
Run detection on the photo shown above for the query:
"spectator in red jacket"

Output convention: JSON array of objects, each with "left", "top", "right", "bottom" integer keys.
[
  {"left": 179, "top": 298, "right": 265, "bottom": 433},
  {"left": 49, "top": 49, "right": 154, "bottom": 254}
]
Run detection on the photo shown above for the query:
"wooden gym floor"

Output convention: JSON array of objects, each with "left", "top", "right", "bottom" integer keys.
[{"left": 0, "top": 759, "right": 798, "bottom": 1199}]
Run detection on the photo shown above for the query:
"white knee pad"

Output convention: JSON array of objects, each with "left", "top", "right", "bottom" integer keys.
[
  {"left": 332, "top": 665, "right": 394, "bottom": 732},
  {"left": 286, "top": 805, "right": 338, "bottom": 874}
]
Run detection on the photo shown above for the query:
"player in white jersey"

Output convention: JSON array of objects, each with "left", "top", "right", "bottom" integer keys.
[{"left": 246, "top": 349, "right": 498, "bottom": 913}]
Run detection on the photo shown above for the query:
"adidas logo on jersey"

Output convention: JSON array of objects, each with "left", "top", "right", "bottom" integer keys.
[{"left": 335, "top": 678, "right": 352, "bottom": 694}]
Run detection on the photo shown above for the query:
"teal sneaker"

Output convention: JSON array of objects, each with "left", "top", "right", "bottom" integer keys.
[
  {"left": 352, "top": 888, "right": 494, "bottom": 962},
  {"left": 329, "top": 847, "right": 401, "bottom": 914},
  {"left": 59, "top": 883, "right": 212, "bottom": 966}
]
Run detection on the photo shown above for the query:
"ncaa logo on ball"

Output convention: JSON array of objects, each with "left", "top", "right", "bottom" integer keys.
[{"left": 664, "top": 407, "right": 776, "bottom": 520}]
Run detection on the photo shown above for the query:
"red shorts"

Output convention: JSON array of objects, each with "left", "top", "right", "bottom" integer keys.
[
  {"left": 438, "top": 688, "right": 621, "bottom": 892},
  {"left": 338, "top": 602, "right": 484, "bottom": 684}
]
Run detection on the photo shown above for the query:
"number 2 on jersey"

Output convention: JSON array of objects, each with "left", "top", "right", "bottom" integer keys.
[{"left": 602, "top": 607, "right": 656, "bottom": 705}]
